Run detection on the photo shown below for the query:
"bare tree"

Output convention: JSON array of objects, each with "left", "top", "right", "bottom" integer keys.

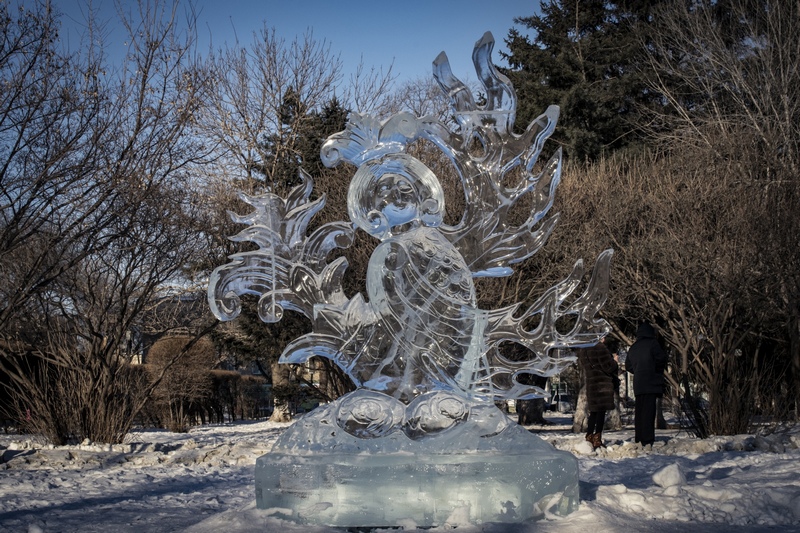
[
  {"left": 543, "top": 150, "right": 788, "bottom": 435},
  {"left": 345, "top": 60, "right": 397, "bottom": 117},
  {"left": 636, "top": 0, "right": 800, "bottom": 427},
  {"left": 492, "top": 1, "right": 800, "bottom": 433},
  {"left": 0, "top": 0, "right": 217, "bottom": 444},
  {"left": 385, "top": 76, "right": 453, "bottom": 122},
  {"left": 199, "top": 27, "right": 353, "bottom": 422},
  {"left": 200, "top": 27, "right": 342, "bottom": 188},
  {"left": 641, "top": 0, "right": 800, "bottom": 175},
  {"left": 148, "top": 335, "right": 216, "bottom": 432}
]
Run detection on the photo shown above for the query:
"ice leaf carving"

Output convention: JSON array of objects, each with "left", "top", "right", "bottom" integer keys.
[{"left": 208, "top": 170, "right": 354, "bottom": 323}]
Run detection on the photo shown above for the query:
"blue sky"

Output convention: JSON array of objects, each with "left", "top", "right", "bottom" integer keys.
[{"left": 56, "top": 0, "right": 539, "bottom": 84}]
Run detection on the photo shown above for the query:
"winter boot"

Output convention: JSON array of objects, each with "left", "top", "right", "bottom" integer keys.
[
  {"left": 585, "top": 432, "right": 594, "bottom": 443},
  {"left": 591, "top": 432, "right": 606, "bottom": 450}
]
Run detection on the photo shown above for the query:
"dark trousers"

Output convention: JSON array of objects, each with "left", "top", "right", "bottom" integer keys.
[
  {"left": 634, "top": 393, "right": 658, "bottom": 445},
  {"left": 587, "top": 410, "right": 606, "bottom": 434}
]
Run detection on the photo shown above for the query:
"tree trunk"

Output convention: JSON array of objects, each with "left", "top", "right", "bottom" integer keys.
[
  {"left": 516, "top": 399, "right": 547, "bottom": 425},
  {"left": 790, "top": 303, "right": 800, "bottom": 422},
  {"left": 268, "top": 362, "right": 293, "bottom": 423},
  {"left": 656, "top": 397, "right": 667, "bottom": 429},
  {"left": 605, "top": 391, "right": 623, "bottom": 431},
  {"left": 572, "top": 386, "right": 588, "bottom": 433}
]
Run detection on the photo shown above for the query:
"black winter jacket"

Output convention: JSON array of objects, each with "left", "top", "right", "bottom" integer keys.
[
  {"left": 579, "top": 342, "right": 618, "bottom": 412},
  {"left": 625, "top": 323, "right": 668, "bottom": 395}
]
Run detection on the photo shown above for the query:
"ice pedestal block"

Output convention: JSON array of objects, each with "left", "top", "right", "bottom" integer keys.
[{"left": 255, "top": 397, "right": 578, "bottom": 527}]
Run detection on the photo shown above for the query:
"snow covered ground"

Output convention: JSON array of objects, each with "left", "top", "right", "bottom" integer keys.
[{"left": 1, "top": 412, "right": 799, "bottom": 533}]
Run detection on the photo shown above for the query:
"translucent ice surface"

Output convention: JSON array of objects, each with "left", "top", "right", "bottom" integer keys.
[
  {"left": 208, "top": 31, "right": 612, "bottom": 527},
  {"left": 256, "top": 393, "right": 579, "bottom": 527}
]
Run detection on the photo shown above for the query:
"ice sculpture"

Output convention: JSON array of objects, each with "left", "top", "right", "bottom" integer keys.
[{"left": 208, "top": 31, "right": 612, "bottom": 527}]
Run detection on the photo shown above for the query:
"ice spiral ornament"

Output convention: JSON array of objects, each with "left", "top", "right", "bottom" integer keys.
[
  {"left": 403, "top": 391, "right": 471, "bottom": 440},
  {"left": 335, "top": 390, "right": 404, "bottom": 439}
]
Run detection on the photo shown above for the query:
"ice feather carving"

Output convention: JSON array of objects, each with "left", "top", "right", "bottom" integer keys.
[{"left": 208, "top": 170, "right": 354, "bottom": 323}]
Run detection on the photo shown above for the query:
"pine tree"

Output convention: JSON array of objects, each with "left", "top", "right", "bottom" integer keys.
[
  {"left": 503, "top": 0, "right": 664, "bottom": 161},
  {"left": 255, "top": 91, "right": 349, "bottom": 189}
]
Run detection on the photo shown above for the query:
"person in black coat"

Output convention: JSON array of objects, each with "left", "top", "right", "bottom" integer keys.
[
  {"left": 578, "top": 336, "right": 619, "bottom": 450},
  {"left": 625, "top": 322, "right": 668, "bottom": 448}
]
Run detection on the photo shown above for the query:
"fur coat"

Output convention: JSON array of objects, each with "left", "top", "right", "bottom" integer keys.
[{"left": 579, "top": 342, "right": 619, "bottom": 412}]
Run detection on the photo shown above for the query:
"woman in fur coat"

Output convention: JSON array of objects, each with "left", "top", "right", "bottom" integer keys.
[{"left": 579, "top": 337, "right": 619, "bottom": 450}]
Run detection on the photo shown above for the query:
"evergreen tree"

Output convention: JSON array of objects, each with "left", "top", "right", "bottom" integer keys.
[
  {"left": 255, "top": 90, "right": 349, "bottom": 189},
  {"left": 503, "top": 0, "right": 664, "bottom": 161}
]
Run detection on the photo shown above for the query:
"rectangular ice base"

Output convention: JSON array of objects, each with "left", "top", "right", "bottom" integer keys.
[{"left": 255, "top": 451, "right": 578, "bottom": 527}]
